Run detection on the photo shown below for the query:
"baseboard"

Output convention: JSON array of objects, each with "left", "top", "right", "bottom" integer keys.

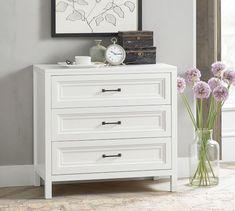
[
  {"left": 0, "top": 157, "right": 190, "bottom": 188},
  {"left": 178, "top": 157, "right": 190, "bottom": 178},
  {"left": 0, "top": 165, "right": 34, "bottom": 188}
]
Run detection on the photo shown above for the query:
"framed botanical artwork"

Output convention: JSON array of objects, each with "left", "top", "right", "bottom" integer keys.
[{"left": 51, "top": 0, "right": 142, "bottom": 37}]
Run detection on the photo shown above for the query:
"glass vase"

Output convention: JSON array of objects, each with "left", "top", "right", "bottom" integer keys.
[
  {"left": 89, "top": 40, "right": 106, "bottom": 63},
  {"left": 189, "top": 129, "right": 219, "bottom": 186}
]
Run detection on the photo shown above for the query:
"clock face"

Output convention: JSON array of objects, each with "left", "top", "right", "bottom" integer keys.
[{"left": 105, "top": 44, "right": 126, "bottom": 65}]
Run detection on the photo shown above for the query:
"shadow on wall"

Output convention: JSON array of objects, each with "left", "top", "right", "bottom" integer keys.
[
  {"left": 40, "top": 0, "right": 51, "bottom": 40},
  {"left": 0, "top": 66, "right": 33, "bottom": 165}
]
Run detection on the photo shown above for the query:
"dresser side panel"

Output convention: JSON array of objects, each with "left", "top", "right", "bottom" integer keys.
[
  {"left": 33, "top": 69, "right": 46, "bottom": 179},
  {"left": 171, "top": 69, "right": 178, "bottom": 189}
]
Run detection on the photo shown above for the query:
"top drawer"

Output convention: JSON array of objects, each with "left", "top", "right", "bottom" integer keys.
[{"left": 52, "top": 73, "right": 171, "bottom": 108}]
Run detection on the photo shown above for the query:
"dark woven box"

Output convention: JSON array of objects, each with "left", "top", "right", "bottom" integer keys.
[
  {"left": 118, "top": 31, "right": 154, "bottom": 49},
  {"left": 124, "top": 47, "right": 156, "bottom": 65}
]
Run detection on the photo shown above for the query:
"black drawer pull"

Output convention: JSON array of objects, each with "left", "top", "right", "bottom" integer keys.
[
  {"left": 102, "top": 153, "right": 122, "bottom": 158},
  {"left": 102, "top": 88, "right": 121, "bottom": 92},
  {"left": 102, "top": 121, "right": 121, "bottom": 125}
]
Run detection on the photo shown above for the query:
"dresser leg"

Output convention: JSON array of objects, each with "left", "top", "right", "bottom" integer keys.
[
  {"left": 34, "top": 171, "right": 41, "bottom": 186},
  {"left": 170, "top": 175, "right": 177, "bottom": 192},
  {"left": 45, "top": 180, "right": 52, "bottom": 199}
]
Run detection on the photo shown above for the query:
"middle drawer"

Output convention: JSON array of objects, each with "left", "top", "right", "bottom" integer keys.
[{"left": 52, "top": 106, "right": 171, "bottom": 141}]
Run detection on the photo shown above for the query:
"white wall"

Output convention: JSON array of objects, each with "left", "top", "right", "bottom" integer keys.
[
  {"left": 221, "top": 0, "right": 235, "bottom": 161},
  {"left": 143, "top": 0, "right": 196, "bottom": 158},
  {"left": 0, "top": 0, "right": 195, "bottom": 167}
]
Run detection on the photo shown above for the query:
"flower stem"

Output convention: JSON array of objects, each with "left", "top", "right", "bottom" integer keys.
[
  {"left": 206, "top": 96, "right": 214, "bottom": 128},
  {"left": 181, "top": 94, "right": 197, "bottom": 129},
  {"left": 200, "top": 99, "right": 203, "bottom": 128}
]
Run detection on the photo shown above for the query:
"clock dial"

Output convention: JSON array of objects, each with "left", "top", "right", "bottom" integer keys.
[{"left": 105, "top": 44, "right": 126, "bottom": 65}]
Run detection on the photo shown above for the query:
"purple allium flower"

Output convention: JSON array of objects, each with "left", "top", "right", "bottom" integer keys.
[
  {"left": 185, "top": 68, "right": 201, "bottom": 83},
  {"left": 223, "top": 69, "right": 235, "bottom": 85},
  {"left": 211, "top": 62, "right": 226, "bottom": 77},
  {"left": 177, "top": 77, "right": 186, "bottom": 93},
  {"left": 193, "top": 81, "right": 211, "bottom": 99},
  {"left": 213, "top": 85, "right": 229, "bottom": 102},
  {"left": 208, "top": 77, "right": 221, "bottom": 91}
]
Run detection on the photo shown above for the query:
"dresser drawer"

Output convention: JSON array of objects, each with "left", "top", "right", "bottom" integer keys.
[
  {"left": 52, "top": 106, "right": 171, "bottom": 141},
  {"left": 52, "top": 138, "right": 172, "bottom": 175},
  {"left": 51, "top": 73, "right": 171, "bottom": 108}
]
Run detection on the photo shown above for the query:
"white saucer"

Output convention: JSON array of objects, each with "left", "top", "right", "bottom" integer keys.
[{"left": 58, "top": 62, "right": 100, "bottom": 69}]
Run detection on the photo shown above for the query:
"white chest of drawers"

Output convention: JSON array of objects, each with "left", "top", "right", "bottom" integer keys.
[{"left": 33, "top": 64, "right": 177, "bottom": 199}]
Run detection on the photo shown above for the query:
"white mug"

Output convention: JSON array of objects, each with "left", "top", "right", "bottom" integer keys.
[{"left": 75, "top": 56, "right": 91, "bottom": 65}]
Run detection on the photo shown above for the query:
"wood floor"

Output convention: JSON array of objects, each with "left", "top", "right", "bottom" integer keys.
[{"left": 0, "top": 163, "right": 235, "bottom": 211}]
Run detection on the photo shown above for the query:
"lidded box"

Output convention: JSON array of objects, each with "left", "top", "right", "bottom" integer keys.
[
  {"left": 118, "top": 31, "right": 156, "bottom": 65},
  {"left": 118, "top": 31, "right": 154, "bottom": 49},
  {"left": 125, "top": 47, "right": 156, "bottom": 65}
]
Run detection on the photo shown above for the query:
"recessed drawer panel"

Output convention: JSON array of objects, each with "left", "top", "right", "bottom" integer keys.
[
  {"left": 52, "top": 106, "right": 171, "bottom": 141},
  {"left": 52, "top": 138, "right": 172, "bottom": 175},
  {"left": 51, "top": 74, "right": 171, "bottom": 108}
]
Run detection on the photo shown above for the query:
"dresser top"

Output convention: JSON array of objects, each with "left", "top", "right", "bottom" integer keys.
[{"left": 34, "top": 63, "right": 177, "bottom": 75}]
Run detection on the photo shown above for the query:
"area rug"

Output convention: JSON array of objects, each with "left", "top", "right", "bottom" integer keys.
[{"left": 0, "top": 166, "right": 235, "bottom": 211}]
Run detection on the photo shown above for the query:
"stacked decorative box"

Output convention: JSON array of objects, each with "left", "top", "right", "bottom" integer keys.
[{"left": 118, "top": 31, "right": 156, "bottom": 65}]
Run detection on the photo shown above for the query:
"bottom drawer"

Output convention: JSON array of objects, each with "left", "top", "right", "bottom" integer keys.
[{"left": 52, "top": 138, "right": 171, "bottom": 175}]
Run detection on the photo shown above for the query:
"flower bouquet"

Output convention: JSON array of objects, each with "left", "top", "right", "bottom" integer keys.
[{"left": 177, "top": 62, "right": 235, "bottom": 186}]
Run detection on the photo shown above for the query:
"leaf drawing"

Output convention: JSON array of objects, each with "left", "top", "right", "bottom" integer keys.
[
  {"left": 124, "top": 1, "right": 135, "bottom": 12},
  {"left": 56, "top": 1, "right": 68, "bottom": 12},
  {"left": 105, "top": 14, "right": 116, "bottom": 26},
  {"left": 78, "top": 9, "right": 85, "bottom": 20},
  {"left": 56, "top": 0, "right": 137, "bottom": 32},
  {"left": 76, "top": 0, "right": 88, "bottom": 5},
  {"left": 104, "top": 2, "right": 113, "bottom": 10},
  {"left": 95, "top": 16, "right": 104, "bottom": 26},
  {"left": 66, "top": 10, "right": 84, "bottom": 21},
  {"left": 113, "top": 6, "right": 124, "bottom": 18}
]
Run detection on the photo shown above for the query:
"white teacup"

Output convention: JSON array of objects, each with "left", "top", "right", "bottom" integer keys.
[{"left": 75, "top": 56, "right": 91, "bottom": 65}]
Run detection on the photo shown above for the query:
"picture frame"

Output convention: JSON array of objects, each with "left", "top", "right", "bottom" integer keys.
[{"left": 51, "top": 0, "right": 142, "bottom": 37}]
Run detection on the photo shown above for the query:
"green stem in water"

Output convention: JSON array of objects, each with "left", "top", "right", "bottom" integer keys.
[
  {"left": 190, "top": 129, "right": 217, "bottom": 186},
  {"left": 205, "top": 154, "right": 216, "bottom": 178}
]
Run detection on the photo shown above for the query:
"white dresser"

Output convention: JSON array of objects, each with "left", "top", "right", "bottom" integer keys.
[{"left": 33, "top": 64, "right": 177, "bottom": 199}]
